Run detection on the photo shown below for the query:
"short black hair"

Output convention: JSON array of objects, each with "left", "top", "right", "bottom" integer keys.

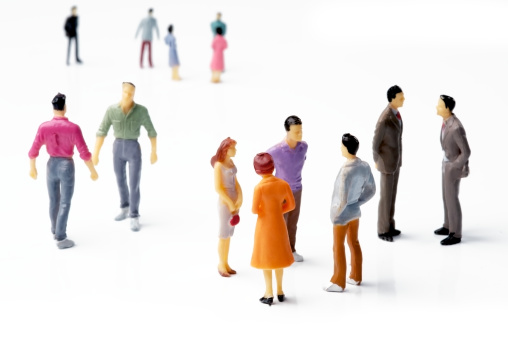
[
  {"left": 52, "top": 93, "right": 66, "bottom": 111},
  {"left": 216, "top": 27, "right": 223, "bottom": 35},
  {"left": 168, "top": 25, "right": 173, "bottom": 33},
  {"left": 342, "top": 133, "right": 359, "bottom": 155},
  {"left": 440, "top": 95, "right": 455, "bottom": 112},
  {"left": 387, "top": 85, "right": 403, "bottom": 102},
  {"left": 148, "top": 8, "right": 153, "bottom": 14},
  {"left": 284, "top": 115, "right": 302, "bottom": 132}
]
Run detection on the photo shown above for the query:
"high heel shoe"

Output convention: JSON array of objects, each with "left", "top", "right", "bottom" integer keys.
[
  {"left": 259, "top": 297, "right": 274, "bottom": 306},
  {"left": 218, "top": 269, "right": 230, "bottom": 277},
  {"left": 277, "top": 294, "right": 285, "bottom": 302}
]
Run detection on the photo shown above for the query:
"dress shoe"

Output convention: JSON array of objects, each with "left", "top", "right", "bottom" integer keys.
[
  {"left": 346, "top": 277, "right": 360, "bottom": 285},
  {"left": 218, "top": 269, "right": 230, "bottom": 277},
  {"left": 434, "top": 227, "right": 449, "bottom": 235},
  {"left": 390, "top": 229, "right": 401, "bottom": 236},
  {"left": 259, "top": 297, "right": 273, "bottom": 306},
  {"left": 227, "top": 269, "right": 237, "bottom": 275},
  {"left": 378, "top": 233, "right": 393, "bottom": 242},
  {"left": 277, "top": 294, "right": 285, "bottom": 302},
  {"left": 441, "top": 233, "right": 461, "bottom": 246}
]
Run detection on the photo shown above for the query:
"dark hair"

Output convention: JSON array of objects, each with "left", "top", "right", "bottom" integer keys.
[
  {"left": 342, "top": 133, "right": 359, "bottom": 155},
  {"left": 440, "top": 95, "right": 455, "bottom": 112},
  {"left": 387, "top": 85, "right": 403, "bottom": 102},
  {"left": 148, "top": 8, "right": 153, "bottom": 14},
  {"left": 284, "top": 115, "right": 302, "bottom": 131},
  {"left": 122, "top": 82, "right": 136, "bottom": 88},
  {"left": 211, "top": 137, "right": 237, "bottom": 168},
  {"left": 216, "top": 27, "right": 223, "bottom": 35},
  {"left": 52, "top": 93, "right": 66, "bottom": 111},
  {"left": 168, "top": 25, "right": 173, "bottom": 33},
  {"left": 254, "top": 153, "right": 274, "bottom": 175}
]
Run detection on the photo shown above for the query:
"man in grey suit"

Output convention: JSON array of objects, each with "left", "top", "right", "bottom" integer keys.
[
  {"left": 434, "top": 95, "right": 470, "bottom": 245},
  {"left": 372, "top": 85, "right": 404, "bottom": 242}
]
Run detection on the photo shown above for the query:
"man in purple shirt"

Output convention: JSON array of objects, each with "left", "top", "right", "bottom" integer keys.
[
  {"left": 29, "top": 93, "right": 98, "bottom": 249},
  {"left": 267, "top": 115, "right": 307, "bottom": 262}
]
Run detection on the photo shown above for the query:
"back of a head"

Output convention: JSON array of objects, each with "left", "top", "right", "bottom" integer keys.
[
  {"left": 254, "top": 153, "right": 274, "bottom": 175},
  {"left": 342, "top": 133, "right": 359, "bottom": 155},
  {"left": 216, "top": 26, "right": 223, "bottom": 35},
  {"left": 52, "top": 93, "right": 66, "bottom": 111},
  {"left": 168, "top": 24, "right": 173, "bottom": 33}
]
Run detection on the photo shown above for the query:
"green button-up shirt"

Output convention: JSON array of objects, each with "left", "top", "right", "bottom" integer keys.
[{"left": 96, "top": 103, "right": 157, "bottom": 139}]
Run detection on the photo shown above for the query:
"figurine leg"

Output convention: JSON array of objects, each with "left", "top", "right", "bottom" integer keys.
[
  {"left": 126, "top": 142, "right": 142, "bottom": 218},
  {"left": 263, "top": 270, "right": 274, "bottom": 298},
  {"left": 113, "top": 140, "right": 130, "bottom": 212},
  {"left": 378, "top": 169, "right": 399, "bottom": 235},
  {"left": 66, "top": 37, "right": 72, "bottom": 65},
  {"left": 147, "top": 41, "right": 153, "bottom": 67},
  {"left": 443, "top": 163, "right": 462, "bottom": 238},
  {"left": 346, "top": 219, "right": 362, "bottom": 284},
  {"left": 140, "top": 41, "right": 147, "bottom": 68},
  {"left": 211, "top": 71, "right": 221, "bottom": 83},
  {"left": 75, "top": 35, "right": 81, "bottom": 63},
  {"left": 172, "top": 66, "right": 181, "bottom": 80},
  {"left": 224, "top": 237, "right": 236, "bottom": 274},
  {"left": 275, "top": 269, "right": 284, "bottom": 297},
  {"left": 284, "top": 189, "right": 302, "bottom": 253},
  {"left": 218, "top": 238, "right": 230, "bottom": 277},
  {"left": 331, "top": 224, "right": 347, "bottom": 289},
  {"left": 47, "top": 158, "right": 75, "bottom": 241}
]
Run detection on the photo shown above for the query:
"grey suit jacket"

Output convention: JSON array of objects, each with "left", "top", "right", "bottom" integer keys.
[
  {"left": 372, "top": 104, "right": 403, "bottom": 174},
  {"left": 441, "top": 114, "right": 470, "bottom": 178}
]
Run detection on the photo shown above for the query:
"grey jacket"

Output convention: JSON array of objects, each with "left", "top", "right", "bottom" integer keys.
[
  {"left": 330, "top": 158, "right": 376, "bottom": 225},
  {"left": 135, "top": 16, "right": 159, "bottom": 41},
  {"left": 372, "top": 104, "right": 403, "bottom": 174},
  {"left": 441, "top": 114, "right": 471, "bottom": 177}
]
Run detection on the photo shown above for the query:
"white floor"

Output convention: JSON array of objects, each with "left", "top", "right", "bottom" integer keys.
[{"left": 0, "top": 0, "right": 507, "bottom": 335}]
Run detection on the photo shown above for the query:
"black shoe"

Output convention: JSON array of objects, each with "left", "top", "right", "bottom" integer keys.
[
  {"left": 259, "top": 297, "right": 273, "bottom": 306},
  {"left": 390, "top": 229, "right": 401, "bottom": 236},
  {"left": 440, "top": 233, "right": 461, "bottom": 246},
  {"left": 434, "top": 227, "right": 449, "bottom": 235},
  {"left": 277, "top": 294, "right": 285, "bottom": 302},
  {"left": 76, "top": 59, "right": 82, "bottom": 64},
  {"left": 378, "top": 232, "right": 393, "bottom": 242}
]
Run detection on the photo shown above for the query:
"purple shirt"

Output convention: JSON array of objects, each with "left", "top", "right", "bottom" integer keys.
[
  {"left": 267, "top": 140, "right": 308, "bottom": 191},
  {"left": 28, "top": 116, "right": 92, "bottom": 161}
]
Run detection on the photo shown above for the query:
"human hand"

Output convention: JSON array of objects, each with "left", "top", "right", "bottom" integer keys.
[
  {"left": 92, "top": 154, "right": 99, "bottom": 166},
  {"left": 29, "top": 168, "right": 37, "bottom": 180},
  {"left": 91, "top": 171, "right": 99, "bottom": 181},
  {"left": 151, "top": 152, "right": 158, "bottom": 164}
]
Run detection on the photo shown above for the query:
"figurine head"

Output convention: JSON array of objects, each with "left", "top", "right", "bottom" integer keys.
[
  {"left": 168, "top": 25, "right": 173, "bottom": 33},
  {"left": 254, "top": 153, "right": 274, "bottom": 175},
  {"left": 217, "top": 12, "right": 222, "bottom": 20},
  {"left": 71, "top": 6, "right": 77, "bottom": 16},
  {"left": 121, "top": 82, "right": 136, "bottom": 105},
  {"left": 216, "top": 27, "right": 223, "bottom": 36},
  {"left": 284, "top": 115, "right": 303, "bottom": 142},
  {"left": 437, "top": 95, "right": 455, "bottom": 119},
  {"left": 52, "top": 93, "right": 66, "bottom": 113},
  {"left": 148, "top": 8, "right": 154, "bottom": 16},
  {"left": 211, "top": 137, "right": 237, "bottom": 168},
  {"left": 387, "top": 85, "right": 404, "bottom": 109},
  {"left": 341, "top": 133, "right": 359, "bottom": 158}
]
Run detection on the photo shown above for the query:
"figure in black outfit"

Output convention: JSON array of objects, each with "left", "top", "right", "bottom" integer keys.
[{"left": 64, "top": 6, "right": 82, "bottom": 65}]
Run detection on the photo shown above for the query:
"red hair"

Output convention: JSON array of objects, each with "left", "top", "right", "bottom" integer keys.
[
  {"left": 211, "top": 137, "right": 237, "bottom": 168},
  {"left": 253, "top": 153, "right": 274, "bottom": 175}
]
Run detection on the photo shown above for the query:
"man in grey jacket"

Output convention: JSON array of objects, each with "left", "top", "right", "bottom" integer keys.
[
  {"left": 434, "top": 95, "right": 470, "bottom": 245},
  {"left": 372, "top": 85, "right": 404, "bottom": 242},
  {"left": 324, "top": 134, "right": 376, "bottom": 292},
  {"left": 136, "top": 8, "right": 160, "bottom": 68}
]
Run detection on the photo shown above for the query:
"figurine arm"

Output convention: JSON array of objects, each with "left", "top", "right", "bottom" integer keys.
[
  {"left": 357, "top": 168, "right": 376, "bottom": 206},
  {"left": 282, "top": 184, "right": 296, "bottom": 214},
  {"left": 452, "top": 127, "right": 471, "bottom": 169},
  {"left": 149, "top": 137, "right": 157, "bottom": 164},
  {"left": 372, "top": 120, "right": 386, "bottom": 169},
  {"left": 135, "top": 20, "right": 143, "bottom": 38},
  {"left": 92, "top": 136, "right": 105, "bottom": 165},
  {"left": 330, "top": 172, "right": 348, "bottom": 222},
  {"left": 29, "top": 158, "right": 37, "bottom": 179},
  {"left": 154, "top": 20, "right": 160, "bottom": 39},
  {"left": 234, "top": 178, "right": 243, "bottom": 210},
  {"left": 84, "top": 160, "right": 98, "bottom": 181},
  {"left": 214, "top": 163, "right": 236, "bottom": 213},
  {"left": 251, "top": 186, "right": 261, "bottom": 215}
]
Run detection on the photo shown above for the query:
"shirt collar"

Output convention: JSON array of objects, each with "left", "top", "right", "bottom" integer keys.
[
  {"left": 53, "top": 116, "right": 68, "bottom": 120},
  {"left": 281, "top": 139, "right": 302, "bottom": 152}
]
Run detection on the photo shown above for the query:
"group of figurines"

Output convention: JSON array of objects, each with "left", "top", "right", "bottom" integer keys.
[
  {"left": 29, "top": 84, "right": 470, "bottom": 305},
  {"left": 65, "top": 7, "right": 228, "bottom": 83}
]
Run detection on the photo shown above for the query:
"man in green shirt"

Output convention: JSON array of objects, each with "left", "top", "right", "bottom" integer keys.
[{"left": 93, "top": 82, "right": 158, "bottom": 231}]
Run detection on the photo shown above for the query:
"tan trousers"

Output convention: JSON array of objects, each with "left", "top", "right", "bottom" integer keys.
[{"left": 331, "top": 219, "right": 362, "bottom": 289}]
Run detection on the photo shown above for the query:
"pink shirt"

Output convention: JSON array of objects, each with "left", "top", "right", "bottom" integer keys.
[{"left": 28, "top": 116, "right": 92, "bottom": 161}]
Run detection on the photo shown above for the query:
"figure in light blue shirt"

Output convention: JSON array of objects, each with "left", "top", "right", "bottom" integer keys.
[
  {"left": 164, "top": 24, "right": 181, "bottom": 80},
  {"left": 211, "top": 12, "right": 227, "bottom": 36},
  {"left": 135, "top": 8, "right": 160, "bottom": 68}
]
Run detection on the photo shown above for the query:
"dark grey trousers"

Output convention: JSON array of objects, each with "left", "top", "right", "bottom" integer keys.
[
  {"left": 442, "top": 162, "right": 463, "bottom": 238},
  {"left": 377, "top": 169, "right": 399, "bottom": 234},
  {"left": 113, "top": 139, "right": 142, "bottom": 218}
]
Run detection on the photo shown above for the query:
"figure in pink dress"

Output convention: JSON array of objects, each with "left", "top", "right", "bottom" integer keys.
[{"left": 210, "top": 27, "right": 227, "bottom": 83}]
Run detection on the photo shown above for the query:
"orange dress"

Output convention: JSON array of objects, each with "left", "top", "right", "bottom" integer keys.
[{"left": 251, "top": 175, "right": 295, "bottom": 269}]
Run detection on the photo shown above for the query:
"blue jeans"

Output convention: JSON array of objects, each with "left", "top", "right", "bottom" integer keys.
[
  {"left": 47, "top": 157, "right": 75, "bottom": 241},
  {"left": 113, "top": 139, "right": 142, "bottom": 218}
]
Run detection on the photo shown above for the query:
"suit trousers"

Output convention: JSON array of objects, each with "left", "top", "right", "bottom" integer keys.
[
  {"left": 378, "top": 168, "right": 400, "bottom": 234},
  {"left": 284, "top": 189, "right": 302, "bottom": 252},
  {"left": 331, "top": 219, "right": 362, "bottom": 289},
  {"left": 442, "top": 162, "right": 462, "bottom": 238},
  {"left": 66, "top": 36, "right": 80, "bottom": 64},
  {"left": 140, "top": 40, "right": 153, "bottom": 67}
]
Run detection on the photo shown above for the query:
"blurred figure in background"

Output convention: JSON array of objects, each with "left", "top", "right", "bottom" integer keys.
[
  {"left": 136, "top": 8, "right": 160, "bottom": 68},
  {"left": 164, "top": 24, "right": 181, "bottom": 80},
  {"left": 64, "top": 6, "right": 82, "bottom": 65}
]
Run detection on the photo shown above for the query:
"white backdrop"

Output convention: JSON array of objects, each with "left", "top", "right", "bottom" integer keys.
[{"left": 0, "top": 0, "right": 506, "bottom": 335}]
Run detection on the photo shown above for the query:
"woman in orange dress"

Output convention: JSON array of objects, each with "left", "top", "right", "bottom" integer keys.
[{"left": 251, "top": 153, "right": 295, "bottom": 306}]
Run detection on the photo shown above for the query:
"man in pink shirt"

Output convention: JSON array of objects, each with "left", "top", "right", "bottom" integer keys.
[{"left": 29, "top": 93, "right": 98, "bottom": 249}]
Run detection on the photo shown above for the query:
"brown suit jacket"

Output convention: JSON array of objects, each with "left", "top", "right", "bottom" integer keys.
[
  {"left": 372, "top": 104, "right": 403, "bottom": 174},
  {"left": 441, "top": 114, "right": 470, "bottom": 177}
]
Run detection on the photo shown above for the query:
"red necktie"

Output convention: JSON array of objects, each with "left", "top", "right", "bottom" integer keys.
[{"left": 396, "top": 111, "right": 402, "bottom": 120}]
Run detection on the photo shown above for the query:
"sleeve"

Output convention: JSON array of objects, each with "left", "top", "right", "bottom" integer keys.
[
  {"left": 135, "top": 19, "right": 143, "bottom": 38},
  {"left": 142, "top": 109, "right": 157, "bottom": 138},
  {"left": 357, "top": 166, "right": 376, "bottom": 206},
  {"left": 74, "top": 125, "right": 92, "bottom": 161},
  {"left": 28, "top": 125, "right": 44, "bottom": 159},
  {"left": 252, "top": 186, "right": 261, "bottom": 214},
  {"left": 452, "top": 126, "right": 471, "bottom": 169},
  {"left": 96, "top": 108, "right": 112, "bottom": 137},
  {"left": 330, "top": 171, "right": 348, "bottom": 223},
  {"left": 154, "top": 19, "right": 160, "bottom": 39},
  {"left": 372, "top": 118, "right": 386, "bottom": 165},
  {"left": 223, "top": 23, "right": 227, "bottom": 35}
]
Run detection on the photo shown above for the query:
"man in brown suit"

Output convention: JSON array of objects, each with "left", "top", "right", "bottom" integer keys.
[
  {"left": 434, "top": 95, "right": 470, "bottom": 245},
  {"left": 372, "top": 85, "right": 404, "bottom": 242}
]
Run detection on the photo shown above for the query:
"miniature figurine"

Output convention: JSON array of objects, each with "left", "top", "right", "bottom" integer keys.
[
  {"left": 324, "top": 134, "right": 375, "bottom": 292},
  {"left": 266, "top": 115, "right": 307, "bottom": 262},
  {"left": 210, "top": 27, "right": 227, "bottom": 83},
  {"left": 29, "top": 93, "right": 98, "bottom": 249},
  {"left": 372, "top": 85, "right": 404, "bottom": 242},
  {"left": 251, "top": 153, "right": 295, "bottom": 306},
  {"left": 64, "top": 6, "right": 82, "bottom": 65},
  {"left": 135, "top": 8, "right": 160, "bottom": 68},
  {"left": 434, "top": 95, "right": 470, "bottom": 245},
  {"left": 164, "top": 25, "right": 181, "bottom": 80},
  {"left": 92, "top": 82, "right": 158, "bottom": 232},
  {"left": 211, "top": 12, "right": 227, "bottom": 36},
  {"left": 211, "top": 137, "right": 243, "bottom": 277}
]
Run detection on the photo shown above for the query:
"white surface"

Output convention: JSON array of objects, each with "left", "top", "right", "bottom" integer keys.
[{"left": 0, "top": 0, "right": 507, "bottom": 335}]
